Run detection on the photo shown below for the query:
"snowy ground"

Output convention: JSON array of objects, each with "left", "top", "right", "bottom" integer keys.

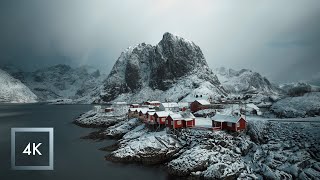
[
  {"left": 76, "top": 109, "right": 320, "bottom": 179},
  {"left": 271, "top": 92, "right": 320, "bottom": 118}
]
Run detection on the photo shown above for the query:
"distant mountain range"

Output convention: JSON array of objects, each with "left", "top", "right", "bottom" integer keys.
[{"left": 2, "top": 32, "right": 317, "bottom": 105}]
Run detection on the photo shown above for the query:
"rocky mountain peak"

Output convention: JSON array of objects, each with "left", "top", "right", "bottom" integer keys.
[{"left": 100, "top": 33, "right": 226, "bottom": 103}]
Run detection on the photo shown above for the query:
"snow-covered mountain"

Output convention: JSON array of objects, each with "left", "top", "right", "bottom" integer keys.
[
  {"left": 99, "top": 32, "right": 227, "bottom": 103},
  {"left": 2, "top": 65, "right": 106, "bottom": 103},
  {"left": 215, "top": 67, "right": 282, "bottom": 104},
  {"left": 0, "top": 69, "right": 37, "bottom": 103}
]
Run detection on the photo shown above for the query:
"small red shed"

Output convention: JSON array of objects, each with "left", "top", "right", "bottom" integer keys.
[
  {"left": 130, "top": 104, "right": 140, "bottom": 108},
  {"left": 181, "top": 112, "right": 196, "bottom": 128},
  {"left": 154, "top": 111, "right": 172, "bottom": 125},
  {"left": 166, "top": 113, "right": 185, "bottom": 129},
  {"left": 144, "top": 101, "right": 161, "bottom": 107},
  {"left": 190, "top": 100, "right": 211, "bottom": 112},
  {"left": 146, "top": 111, "right": 156, "bottom": 124},
  {"left": 211, "top": 114, "right": 247, "bottom": 132}
]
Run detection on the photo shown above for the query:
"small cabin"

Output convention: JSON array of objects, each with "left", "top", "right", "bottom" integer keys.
[
  {"left": 105, "top": 107, "right": 114, "bottom": 112},
  {"left": 128, "top": 108, "right": 141, "bottom": 118},
  {"left": 211, "top": 114, "right": 247, "bottom": 132},
  {"left": 166, "top": 113, "right": 185, "bottom": 129},
  {"left": 144, "top": 101, "right": 161, "bottom": 107},
  {"left": 154, "top": 111, "right": 172, "bottom": 125},
  {"left": 130, "top": 104, "right": 140, "bottom": 108},
  {"left": 190, "top": 99, "right": 211, "bottom": 112},
  {"left": 159, "top": 102, "right": 179, "bottom": 112},
  {"left": 139, "top": 108, "right": 155, "bottom": 121},
  {"left": 146, "top": 111, "right": 156, "bottom": 124},
  {"left": 166, "top": 112, "right": 196, "bottom": 129},
  {"left": 181, "top": 112, "right": 196, "bottom": 128}
]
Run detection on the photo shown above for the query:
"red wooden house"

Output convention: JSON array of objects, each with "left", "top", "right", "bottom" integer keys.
[
  {"left": 146, "top": 111, "right": 156, "bottom": 124},
  {"left": 211, "top": 114, "right": 247, "bottom": 132},
  {"left": 144, "top": 101, "right": 161, "bottom": 107},
  {"left": 154, "top": 111, "right": 172, "bottom": 125},
  {"left": 166, "top": 112, "right": 196, "bottom": 129},
  {"left": 130, "top": 104, "right": 140, "bottom": 108},
  {"left": 139, "top": 108, "right": 155, "bottom": 122},
  {"left": 190, "top": 100, "right": 211, "bottom": 112},
  {"left": 181, "top": 112, "right": 196, "bottom": 127},
  {"left": 128, "top": 108, "right": 141, "bottom": 118},
  {"left": 166, "top": 113, "right": 185, "bottom": 129}
]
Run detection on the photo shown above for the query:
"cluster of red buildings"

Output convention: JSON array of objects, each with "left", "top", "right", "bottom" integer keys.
[
  {"left": 128, "top": 103, "right": 196, "bottom": 129},
  {"left": 127, "top": 100, "right": 247, "bottom": 132}
]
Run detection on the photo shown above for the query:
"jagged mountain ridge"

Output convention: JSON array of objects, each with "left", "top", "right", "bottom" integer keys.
[
  {"left": 99, "top": 32, "right": 227, "bottom": 103},
  {"left": 2, "top": 64, "right": 105, "bottom": 103},
  {"left": 0, "top": 69, "right": 37, "bottom": 103},
  {"left": 215, "top": 67, "right": 280, "bottom": 94}
]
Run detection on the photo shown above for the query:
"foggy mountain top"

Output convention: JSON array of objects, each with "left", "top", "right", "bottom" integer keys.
[{"left": 0, "top": 0, "right": 319, "bottom": 83}]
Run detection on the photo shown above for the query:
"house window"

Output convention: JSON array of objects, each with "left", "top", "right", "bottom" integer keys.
[
  {"left": 227, "top": 122, "right": 232, "bottom": 127},
  {"left": 237, "top": 122, "right": 240, "bottom": 128},
  {"left": 177, "top": 121, "right": 182, "bottom": 125}
]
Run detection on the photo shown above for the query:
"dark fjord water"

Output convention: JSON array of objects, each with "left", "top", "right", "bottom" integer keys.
[{"left": 0, "top": 104, "right": 168, "bottom": 180}]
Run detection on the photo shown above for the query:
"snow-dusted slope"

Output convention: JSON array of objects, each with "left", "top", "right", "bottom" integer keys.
[
  {"left": 271, "top": 92, "right": 320, "bottom": 118},
  {"left": 215, "top": 67, "right": 279, "bottom": 94},
  {"left": 0, "top": 69, "right": 37, "bottom": 103},
  {"left": 99, "top": 32, "right": 227, "bottom": 103},
  {"left": 215, "top": 67, "right": 282, "bottom": 104},
  {"left": 3, "top": 65, "right": 106, "bottom": 103}
]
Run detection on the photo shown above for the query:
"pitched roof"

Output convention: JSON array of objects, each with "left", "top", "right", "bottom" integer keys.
[
  {"left": 211, "top": 114, "right": 246, "bottom": 123},
  {"left": 178, "top": 102, "right": 189, "bottom": 108},
  {"left": 168, "top": 112, "right": 195, "bottom": 121},
  {"left": 155, "top": 111, "right": 173, "bottom": 117},
  {"left": 181, "top": 112, "right": 195, "bottom": 121},
  {"left": 146, "top": 101, "right": 161, "bottom": 104},
  {"left": 195, "top": 99, "right": 210, "bottom": 105},
  {"left": 139, "top": 108, "right": 155, "bottom": 114},
  {"left": 246, "top": 103, "right": 259, "bottom": 110},
  {"left": 147, "top": 111, "right": 155, "bottom": 116},
  {"left": 130, "top": 103, "right": 139, "bottom": 106},
  {"left": 168, "top": 113, "right": 183, "bottom": 120}
]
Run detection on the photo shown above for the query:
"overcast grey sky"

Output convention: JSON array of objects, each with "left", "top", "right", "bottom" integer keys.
[{"left": 0, "top": 0, "right": 319, "bottom": 83}]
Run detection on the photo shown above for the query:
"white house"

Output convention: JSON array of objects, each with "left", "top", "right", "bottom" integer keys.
[{"left": 159, "top": 102, "right": 179, "bottom": 112}]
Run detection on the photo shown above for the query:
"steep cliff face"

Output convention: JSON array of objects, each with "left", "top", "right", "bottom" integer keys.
[
  {"left": 0, "top": 69, "right": 37, "bottom": 103},
  {"left": 100, "top": 32, "right": 226, "bottom": 103}
]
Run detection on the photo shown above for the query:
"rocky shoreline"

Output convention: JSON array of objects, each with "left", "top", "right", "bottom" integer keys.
[{"left": 74, "top": 110, "right": 320, "bottom": 179}]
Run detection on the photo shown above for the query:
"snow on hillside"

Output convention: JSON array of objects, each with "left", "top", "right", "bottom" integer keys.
[
  {"left": 3, "top": 64, "right": 106, "bottom": 104},
  {"left": 271, "top": 92, "right": 320, "bottom": 118},
  {"left": 0, "top": 69, "right": 37, "bottom": 103},
  {"left": 215, "top": 67, "right": 282, "bottom": 104},
  {"left": 99, "top": 32, "right": 227, "bottom": 103}
]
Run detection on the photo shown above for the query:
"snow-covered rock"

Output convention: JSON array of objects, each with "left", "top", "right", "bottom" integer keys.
[
  {"left": 271, "top": 92, "right": 320, "bottom": 118},
  {"left": 0, "top": 68, "right": 37, "bottom": 103},
  {"left": 73, "top": 109, "right": 127, "bottom": 128},
  {"left": 99, "top": 32, "right": 227, "bottom": 103}
]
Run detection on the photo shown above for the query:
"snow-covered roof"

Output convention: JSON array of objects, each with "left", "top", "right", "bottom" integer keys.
[
  {"left": 161, "top": 102, "right": 179, "bottom": 108},
  {"left": 178, "top": 102, "right": 189, "bottom": 108},
  {"left": 147, "top": 111, "right": 155, "bottom": 116},
  {"left": 168, "top": 112, "right": 195, "bottom": 121},
  {"left": 113, "top": 101, "right": 127, "bottom": 105},
  {"left": 130, "top": 103, "right": 139, "bottom": 106},
  {"left": 139, "top": 108, "right": 155, "bottom": 114},
  {"left": 168, "top": 113, "right": 183, "bottom": 120},
  {"left": 155, "top": 111, "right": 173, "bottom": 117},
  {"left": 181, "top": 112, "right": 195, "bottom": 121},
  {"left": 146, "top": 101, "right": 161, "bottom": 104},
  {"left": 129, "top": 108, "right": 139, "bottom": 112},
  {"left": 211, "top": 114, "right": 246, "bottom": 123},
  {"left": 195, "top": 99, "right": 210, "bottom": 105},
  {"left": 246, "top": 103, "right": 259, "bottom": 110}
]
